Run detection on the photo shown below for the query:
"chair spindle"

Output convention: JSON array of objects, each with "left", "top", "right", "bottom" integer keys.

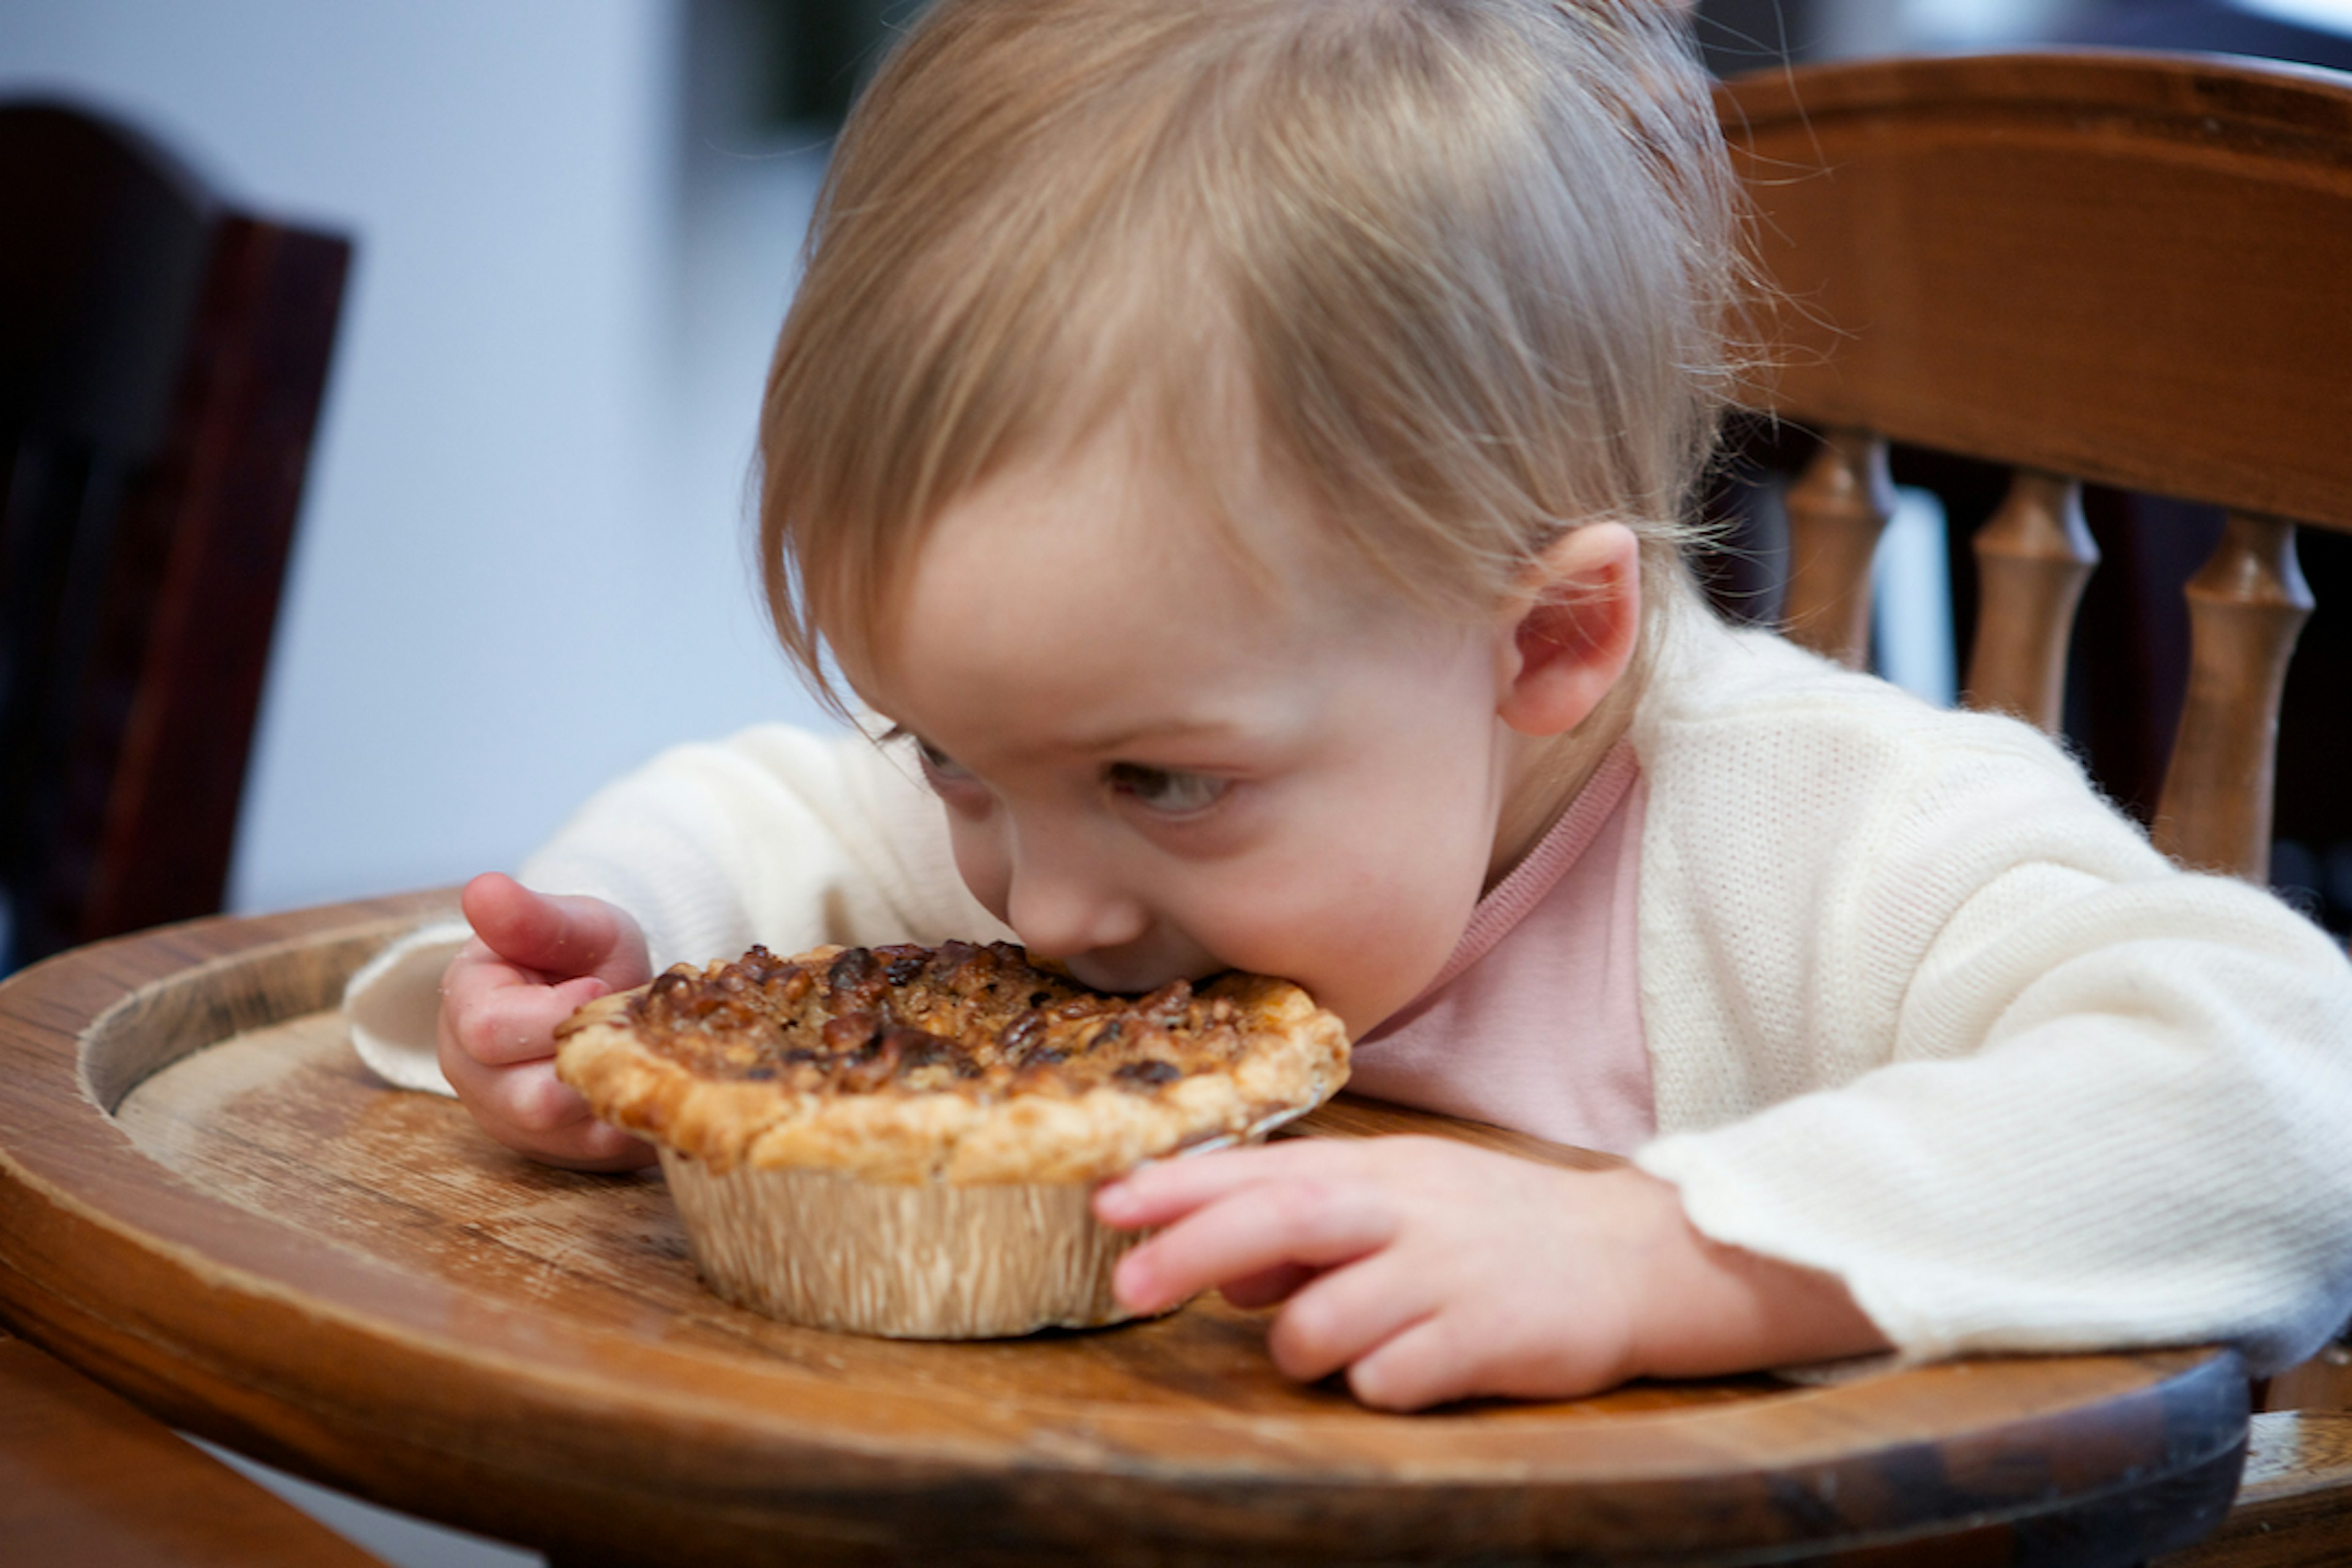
[
  {"left": 1780, "top": 429, "right": 1893, "bottom": 670},
  {"left": 2152, "top": 513, "right": 2312, "bottom": 882},
  {"left": 1964, "top": 472, "right": 2098, "bottom": 735}
]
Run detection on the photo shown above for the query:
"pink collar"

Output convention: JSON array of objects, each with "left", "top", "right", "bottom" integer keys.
[{"left": 1415, "top": 737, "right": 1640, "bottom": 1001}]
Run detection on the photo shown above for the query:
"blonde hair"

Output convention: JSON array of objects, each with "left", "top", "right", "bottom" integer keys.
[{"left": 759, "top": 0, "right": 1746, "bottom": 710}]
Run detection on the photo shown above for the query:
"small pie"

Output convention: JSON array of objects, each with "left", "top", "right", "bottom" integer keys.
[{"left": 554, "top": 939, "right": 1350, "bottom": 1338}]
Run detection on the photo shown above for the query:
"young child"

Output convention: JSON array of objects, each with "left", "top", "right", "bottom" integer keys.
[{"left": 369, "top": 0, "right": 2352, "bottom": 1411}]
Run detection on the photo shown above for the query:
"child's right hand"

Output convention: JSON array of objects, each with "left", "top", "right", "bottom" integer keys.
[{"left": 437, "top": 872, "right": 658, "bottom": 1170}]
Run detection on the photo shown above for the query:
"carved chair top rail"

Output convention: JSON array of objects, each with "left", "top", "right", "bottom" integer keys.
[{"left": 1714, "top": 50, "right": 2352, "bottom": 537}]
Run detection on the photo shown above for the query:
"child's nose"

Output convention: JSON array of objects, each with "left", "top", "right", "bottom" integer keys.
[{"left": 1002, "top": 848, "right": 1151, "bottom": 962}]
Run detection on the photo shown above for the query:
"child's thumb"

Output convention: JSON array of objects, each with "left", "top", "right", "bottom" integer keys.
[{"left": 461, "top": 872, "right": 640, "bottom": 982}]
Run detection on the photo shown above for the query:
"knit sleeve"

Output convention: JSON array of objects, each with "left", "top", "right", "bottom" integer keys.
[
  {"left": 343, "top": 723, "right": 1006, "bottom": 1095},
  {"left": 1633, "top": 693, "right": 2352, "bottom": 1374},
  {"left": 518, "top": 722, "right": 1008, "bottom": 971}
]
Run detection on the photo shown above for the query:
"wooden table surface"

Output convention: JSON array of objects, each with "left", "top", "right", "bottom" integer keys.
[{"left": 0, "top": 895, "right": 2252, "bottom": 1566}]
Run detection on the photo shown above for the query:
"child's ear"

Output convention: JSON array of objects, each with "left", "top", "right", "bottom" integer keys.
[{"left": 1493, "top": 522, "right": 1642, "bottom": 737}]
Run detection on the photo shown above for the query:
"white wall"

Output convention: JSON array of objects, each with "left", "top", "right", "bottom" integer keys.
[{"left": 0, "top": 0, "right": 834, "bottom": 916}]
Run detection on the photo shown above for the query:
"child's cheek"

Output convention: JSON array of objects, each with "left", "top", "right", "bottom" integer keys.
[
  {"left": 943, "top": 813, "right": 1015, "bottom": 924},
  {"left": 1294, "top": 827, "right": 1495, "bottom": 1035}
]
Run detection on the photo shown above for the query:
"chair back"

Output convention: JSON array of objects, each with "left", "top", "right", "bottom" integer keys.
[
  {"left": 1716, "top": 51, "right": 2352, "bottom": 883},
  {"left": 0, "top": 101, "right": 350, "bottom": 967}
]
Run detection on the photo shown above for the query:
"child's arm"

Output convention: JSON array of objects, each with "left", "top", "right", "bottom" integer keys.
[
  {"left": 436, "top": 872, "right": 658, "bottom": 1170},
  {"left": 514, "top": 723, "right": 1010, "bottom": 974},
  {"left": 1097, "top": 1135, "right": 1886, "bottom": 1411}
]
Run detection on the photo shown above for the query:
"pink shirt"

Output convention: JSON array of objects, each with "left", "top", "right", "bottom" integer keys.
[{"left": 1347, "top": 741, "right": 1656, "bottom": 1155}]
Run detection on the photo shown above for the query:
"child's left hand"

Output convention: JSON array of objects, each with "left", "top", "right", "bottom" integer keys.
[{"left": 1094, "top": 1136, "right": 1887, "bottom": 1411}]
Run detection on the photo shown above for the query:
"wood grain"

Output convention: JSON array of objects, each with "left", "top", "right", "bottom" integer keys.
[
  {"left": 0, "top": 898, "right": 2251, "bottom": 1565},
  {"left": 2263, "top": 1343, "right": 2352, "bottom": 1415},
  {"left": 2161, "top": 1412, "right": 2352, "bottom": 1566}
]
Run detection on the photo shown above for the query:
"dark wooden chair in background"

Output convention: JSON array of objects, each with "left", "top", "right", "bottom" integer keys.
[
  {"left": 0, "top": 99, "right": 350, "bottom": 973},
  {"left": 1713, "top": 49, "right": 2352, "bottom": 1564}
]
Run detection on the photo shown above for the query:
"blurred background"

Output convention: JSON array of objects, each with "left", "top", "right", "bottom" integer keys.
[{"left": 3, "top": 2, "right": 2350, "bottom": 1563}]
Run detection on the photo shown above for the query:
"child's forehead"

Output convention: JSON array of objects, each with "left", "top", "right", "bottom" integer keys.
[
  {"left": 923, "top": 429, "right": 1331, "bottom": 630},
  {"left": 854, "top": 464, "right": 1496, "bottom": 767},
  {"left": 850, "top": 426, "right": 1404, "bottom": 712}
]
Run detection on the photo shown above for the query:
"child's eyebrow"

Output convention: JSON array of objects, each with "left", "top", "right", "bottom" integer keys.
[
  {"left": 1054, "top": 717, "right": 1250, "bottom": 755},
  {"left": 876, "top": 717, "right": 1253, "bottom": 757}
]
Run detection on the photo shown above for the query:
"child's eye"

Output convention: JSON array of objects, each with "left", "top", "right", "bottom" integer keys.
[
  {"left": 882, "top": 725, "right": 973, "bottom": 785},
  {"left": 1107, "top": 763, "right": 1229, "bottom": 816},
  {"left": 914, "top": 737, "right": 971, "bottom": 782}
]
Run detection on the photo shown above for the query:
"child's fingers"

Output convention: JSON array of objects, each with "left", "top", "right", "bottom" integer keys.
[
  {"left": 1339, "top": 1291, "right": 1626, "bottom": 1412},
  {"left": 1111, "top": 1177, "right": 1397, "bottom": 1316},
  {"left": 1218, "top": 1261, "right": 1317, "bottom": 1310},
  {"left": 461, "top": 872, "right": 646, "bottom": 984},
  {"left": 543, "top": 1118, "right": 658, "bottom": 1171},
  {"left": 435, "top": 1050, "right": 577, "bottom": 1136},
  {"left": 1337, "top": 1311, "right": 1486, "bottom": 1412},
  {"left": 1263, "top": 1246, "right": 1442, "bottom": 1387},
  {"left": 444, "top": 971, "right": 609, "bottom": 1068},
  {"left": 1096, "top": 1137, "right": 1367, "bottom": 1228},
  {"left": 477, "top": 1058, "right": 638, "bottom": 1158},
  {"left": 436, "top": 1052, "right": 654, "bottom": 1170}
]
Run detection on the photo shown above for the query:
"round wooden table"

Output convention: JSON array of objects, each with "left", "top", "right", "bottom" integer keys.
[{"left": 0, "top": 895, "right": 2247, "bottom": 1565}]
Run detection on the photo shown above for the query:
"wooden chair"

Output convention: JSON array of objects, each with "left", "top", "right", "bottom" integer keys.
[
  {"left": 1712, "top": 49, "right": 2352, "bottom": 1563},
  {"left": 0, "top": 100, "right": 350, "bottom": 973}
]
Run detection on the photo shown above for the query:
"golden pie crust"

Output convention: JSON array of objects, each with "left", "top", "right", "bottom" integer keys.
[
  {"left": 552, "top": 940, "right": 1349, "bottom": 1338},
  {"left": 554, "top": 939, "right": 1351, "bottom": 1183}
]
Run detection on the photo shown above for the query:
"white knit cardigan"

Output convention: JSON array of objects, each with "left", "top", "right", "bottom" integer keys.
[{"left": 350, "top": 610, "right": 2352, "bottom": 1373}]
